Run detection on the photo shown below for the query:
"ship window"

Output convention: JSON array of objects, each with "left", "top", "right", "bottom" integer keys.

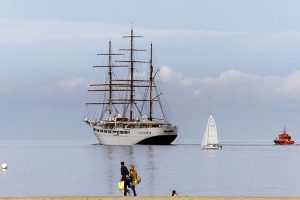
[
  {"left": 96, "top": 129, "right": 100, "bottom": 132},
  {"left": 107, "top": 130, "right": 111, "bottom": 133},
  {"left": 104, "top": 130, "right": 107, "bottom": 133},
  {"left": 126, "top": 131, "right": 130, "bottom": 134},
  {"left": 93, "top": 128, "right": 96, "bottom": 131},
  {"left": 113, "top": 131, "right": 117, "bottom": 133},
  {"left": 120, "top": 131, "right": 124, "bottom": 134},
  {"left": 100, "top": 129, "right": 103, "bottom": 133}
]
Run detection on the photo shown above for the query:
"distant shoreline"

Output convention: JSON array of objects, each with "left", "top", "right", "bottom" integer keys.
[{"left": 1, "top": 197, "right": 300, "bottom": 200}]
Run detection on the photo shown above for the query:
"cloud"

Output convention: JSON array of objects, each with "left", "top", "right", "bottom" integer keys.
[
  {"left": 283, "top": 70, "right": 300, "bottom": 93},
  {"left": 2, "top": 66, "right": 300, "bottom": 112},
  {"left": 0, "top": 19, "right": 250, "bottom": 45},
  {"left": 0, "top": 20, "right": 125, "bottom": 44},
  {"left": 1, "top": 66, "right": 300, "bottom": 140},
  {"left": 159, "top": 66, "right": 300, "bottom": 107},
  {"left": 3, "top": 19, "right": 300, "bottom": 45},
  {"left": 0, "top": 76, "right": 88, "bottom": 106},
  {"left": 159, "top": 66, "right": 177, "bottom": 83},
  {"left": 155, "top": 67, "right": 300, "bottom": 142},
  {"left": 56, "top": 77, "right": 88, "bottom": 91}
]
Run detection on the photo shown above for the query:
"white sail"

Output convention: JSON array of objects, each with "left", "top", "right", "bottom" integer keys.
[{"left": 201, "top": 114, "right": 221, "bottom": 149}]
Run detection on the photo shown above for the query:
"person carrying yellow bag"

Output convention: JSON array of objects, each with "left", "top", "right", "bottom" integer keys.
[
  {"left": 120, "top": 161, "right": 130, "bottom": 196},
  {"left": 129, "top": 164, "right": 141, "bottom": 196},
  {"left": 118, "top": 181, "right": 124, "bottom": 191}
]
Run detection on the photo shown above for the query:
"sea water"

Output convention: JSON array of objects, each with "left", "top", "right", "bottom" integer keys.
[{"left": 0, "top": 139, "right": 299, "bottom": 196}]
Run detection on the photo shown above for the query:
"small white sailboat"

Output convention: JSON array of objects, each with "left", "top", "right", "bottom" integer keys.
[{"left": 201, "top": 114, "right": 222, "bottom": 150}]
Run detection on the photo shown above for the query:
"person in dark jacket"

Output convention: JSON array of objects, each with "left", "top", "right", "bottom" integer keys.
[
  {"left": 171, "top": 190, "right": 179, "bottom": 196},
  {"left": 120, "top": 161, "right": 130, "bottom": 196}
]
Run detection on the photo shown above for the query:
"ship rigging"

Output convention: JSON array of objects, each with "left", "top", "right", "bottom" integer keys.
[{"left": 84, "top": 28, "right": 178, "bottom": 145}]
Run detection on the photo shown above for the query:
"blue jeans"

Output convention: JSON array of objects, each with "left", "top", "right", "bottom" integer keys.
[
  {"left": 131, "top": 184, "right": 137, "bottom": 196},
  {"left": 124, "top": 180, "right": 131, "bottom": 196}
]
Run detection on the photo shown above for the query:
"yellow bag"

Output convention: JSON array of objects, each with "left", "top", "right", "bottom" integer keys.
[
  {"left": 132, "top": 180, "right": 138, "bottom": 186},
  {"left": 137, "top": 175, "right": 141, "bottom": 183},
  {"left": 118, "top": 181, "right": 124, "bottom": 191}
]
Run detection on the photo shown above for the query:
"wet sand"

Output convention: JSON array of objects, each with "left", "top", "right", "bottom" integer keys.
[{"left": 0, "top": 197, "right": 299, "bottom": 200}]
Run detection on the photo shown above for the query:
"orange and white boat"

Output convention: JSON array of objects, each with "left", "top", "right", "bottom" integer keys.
[{"left": 274, "top": 127, "right": 295, "bottom": 145}]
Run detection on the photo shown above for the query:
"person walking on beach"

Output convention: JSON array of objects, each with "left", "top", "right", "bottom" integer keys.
[
  {"left": 129, "top": 164, "right": 139, "bottom": 196},
  {"left": 171, "top": 190, "right": 179, "bottom": 196},
  {"left": 120, "top": 161, "right": 130, "bottom": 196}
]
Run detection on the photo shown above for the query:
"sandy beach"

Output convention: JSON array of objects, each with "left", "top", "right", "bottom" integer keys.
[{"left": 0, "top": 197, "right": 300, "bottom": 200}]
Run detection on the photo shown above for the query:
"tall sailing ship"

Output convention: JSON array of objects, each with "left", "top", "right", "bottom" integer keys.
[{"left": 84, "top": 28, "right": 178, "bottom": 145}]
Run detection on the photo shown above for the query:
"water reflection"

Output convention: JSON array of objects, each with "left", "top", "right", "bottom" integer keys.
[
  {"left": 1, "top": 141, "right": 300, "bottom": 196},
  {"left": 100, "top": 145, "right": 157, "bottom": 196},
  {"left": 146, "top": 146, "right": 155, "bottom": 195},
  {"left": 105, "top": 146, "right": 114, "bottom": 194}
]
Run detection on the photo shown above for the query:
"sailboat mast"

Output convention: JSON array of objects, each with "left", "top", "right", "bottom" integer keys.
[
  {"left": 108, "top": 41, "right": 113, "bottom": 116},
  {"left": 149, "top": 43, "right": 154, "bottom": 121},
  {"left": 130, "top": 29, "right": 134, "bottom": 121},
  {"left": 207, "top": 116, "right": 210, "bottom": 144}
]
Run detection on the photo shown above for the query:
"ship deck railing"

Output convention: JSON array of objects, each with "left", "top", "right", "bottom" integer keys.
[
  {"left": 100, "top": 120, "right": 171, "bottom": 125},
  {"left": 96, "top": 121, "right": 174, "bottom": 129}
]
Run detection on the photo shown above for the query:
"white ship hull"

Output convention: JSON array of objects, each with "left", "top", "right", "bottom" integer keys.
[
  {"left": 90, "top": 125, "right": 177, "bottom": 145},
  {"left": 201, "top": 144, "right": 222, "bottom": 150}
]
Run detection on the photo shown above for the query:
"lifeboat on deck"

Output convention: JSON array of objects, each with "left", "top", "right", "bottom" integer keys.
[{"left": 274, "top": 127, "right": 295, "bottom": 145}]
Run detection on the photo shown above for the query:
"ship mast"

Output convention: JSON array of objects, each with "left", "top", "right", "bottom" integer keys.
[
  {"left": 88, "top": 40, "right": 125, "bottom": 117},
  {"left": 88, "top": 29, "right": 156, "bottom": 121},
  {"left": 149, "top": 43, "right": 154, "bottom": 121},
  {"left": 118, "top": 28, "right": 147, "bottom": 121},
  {"left": 107, "top": 41, "right": 113, "bottom": 115},
  {"left": 129, "top": 29, "right": 134, "bottom": 121}
]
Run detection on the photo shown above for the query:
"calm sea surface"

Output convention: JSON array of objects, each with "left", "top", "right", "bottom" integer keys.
[{"left": 0, "top": 139, "right": 299, "bottom": 196}]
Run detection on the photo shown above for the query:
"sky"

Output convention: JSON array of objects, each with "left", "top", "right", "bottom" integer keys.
[{"left": 1, "top": 0, "right": 300, "bottom": 143}]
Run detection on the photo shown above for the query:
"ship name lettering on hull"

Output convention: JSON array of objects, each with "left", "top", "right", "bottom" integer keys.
[{"left": 138, "top": 131, "right": 151, "bottom": 135}]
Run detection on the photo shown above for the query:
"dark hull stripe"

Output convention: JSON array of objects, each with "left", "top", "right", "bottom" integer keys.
[{"left": 136, "top": 135, "right": 177, "bottom": 145}]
